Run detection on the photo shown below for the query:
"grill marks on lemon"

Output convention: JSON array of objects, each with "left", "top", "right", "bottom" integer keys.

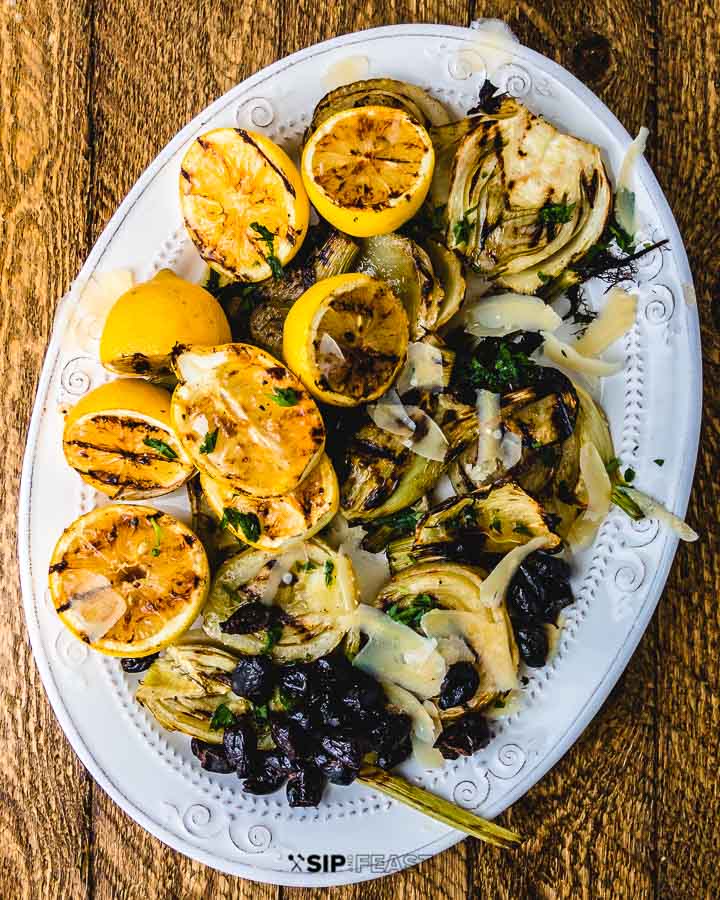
[
  {"left": 62, "top": 380, "right": 195, "bottom": 500},
  {"left": 302, "top": 107, "right": 435, "bottom": 237},
  {"left": 283, "top": 273, "right": 409, "bottom": 407},
  {"left": 171, "top": 344, "right": 325, "bottom": 498},
  {"left": 200, "top": 453, "right": 338, "bottom": 551},
  {"left": 180, "top": 128, "right": 310, "bottom": 282},
  {"left": 49, "top": 505, "right": 209, "bottom": 656}
]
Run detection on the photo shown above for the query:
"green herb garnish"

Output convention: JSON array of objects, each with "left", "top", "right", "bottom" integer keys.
[
  {"left": 539, "top": 201, "right": 576, "bottom": 225},
  {"left": 653, "top": 458, "right": 665, "bottom": 467},
  {"left": 220, "top": 508, "right": 261, "bottom": 543},
  {"left": 466, "top": 342, "right": 535, "bottom": 394},
  {"left": 199, "top": 428, "right": 218, "bottom": 454},
  {"left": 605, "top": 457, "right": 622, "bottom": 475},
  {"left": 324, "top": 560, "right": 335, "bottom": 587},
  {"left": 297, "top": 559, "right": 319, "bottom": 572},
  {"left": 513, "top": 522, "right": 533, "bottom": 536},
  {"left": 143, "top": 437, "right": 178, "bottom": 460},
  {"left": 210, "top": 703, "right": 236, "bottom": 731},
  {"left": 263, "top": 621, "right": 283, "bottom": 653},
  {"left": 537, "top": 271, "right": 551, "bottom": 284},
  {"left": 386, "top": 593, "right": 437, "bottom": 629},
  {"left": 624, "top": 467, "right": 636, "bottom": 483},
  {"left": 490, "top": 517, "right": 503, "bottom": 533},
  {"left": 453, "top": 203, "right": 480, "bottom": 245},
  {"left": 254, "top": 703, "right": 269, "bottom": 721},
  {"left": 250, "top": 221, "right": 284, "bottom": 279},
  {"left": 270, "top": 386, "right": 299, "bottom": 407}
]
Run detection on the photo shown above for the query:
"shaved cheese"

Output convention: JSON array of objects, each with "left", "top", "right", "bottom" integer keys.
[
  {"left": 466, "top": 389, "right": 501, "bottom": 483},
  {"left": 421, "top": 608, "right": 518, "bottom": 692},
  {"left": 500, "top": 429, "right": 523, "bottom": 470},
  {"left": 615, "top": 126, "right": 649, "bottom": 236},
  {"left": 353, "top": 604, "right": 447, "bottom": 699},
  {"left": 478, "top": 535, "right": 553, "bottom": 608},
  {"left": 618, "top": 487, "right": 699, "bottom": 542},
  {"left": 412, "top": 735, "right": 445, "bottom": 769},
  {"left": 567, "top": 443, "right": 612, "bottom": 550},
  {"left": 62, "top": 571, "right": 127, "bottom": 642},
  {"left": 403, "top": 406, "right": 449, "bottom": 461},
  {"left": 682, "top": 283, "right": 697, "bottom": 307},
  {"left": 317, "top": 332, "right": 346, "bottom": 374},
  {"left": 368, "top": 388, "right": 416, "bottom": 439},
  {"left": 541, "top": 331, "right": 623, "bottom": 377},
  {"left": 324, "top": 515, "right": 391, "bottom": 604},
  {"left": 465, "top": 293, "right": 562, "bottom": 337},
  {"left": 435, "top": 634, "right": 476, "bottom": 666},
  {"left": 574, "top": 288, "right": 637, "bottom": 357},
  {"left": 382, "top": 682, "right": 441, "bottom": 744},
  {"left": 396, "top": 341, "right": 445, "bottom": 394}
]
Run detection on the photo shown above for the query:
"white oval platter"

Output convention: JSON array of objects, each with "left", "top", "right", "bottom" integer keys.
[{"left": 18, "top": 22, "right": 701, "bottom": 887}]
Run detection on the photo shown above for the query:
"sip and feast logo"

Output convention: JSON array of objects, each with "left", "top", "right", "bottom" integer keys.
[{"left": 288, "top": 852, "right": 431, "bottom": 874}]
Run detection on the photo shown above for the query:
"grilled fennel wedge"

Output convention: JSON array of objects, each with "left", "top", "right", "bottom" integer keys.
[
  {"left": 443, "top": 87, "right": 611, "bottom": 294},
  {"left": 203, "top": 540, "right": 358, "bottom": 662},
  {"left": 136, "top": 637, "right": 250, "bottom": 743}
]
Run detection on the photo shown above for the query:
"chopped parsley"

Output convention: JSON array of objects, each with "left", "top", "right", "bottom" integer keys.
[
  {"left": 143, "top": 437, "right": 178, "bottom": 460},
  {"left": 199, "top": 428, "right": 218, "bottom": 454},
  {"left": 150, "top": 515, "right": 162, "bottom": 557},
  {"left": 465, "top": 342, "right": 536, "bottom": 394},
  {"left": 263, "top": 621, "right": 283, "bottom": 654},
  {"left": 250, "top": 221, "right": 284, "bottom": 279},
  {"left": 220, "top": 508, "right": 261, "bottom": 543},
  {"left": 513, "top": 522, "right": 533, "bottom": 536},
  {"left": 386, "top": 593, "right": 437, "bottom": 629},
  {"left": 453, "top": 203, "right": 480, "bottom": 245},
  {"left": 324, "top": 560, "right": 335, "bottom": 587},
  {"left": 623, "top": 467, "right": 636, "bottom": 483},
  {"left": 653, "top": 458, "right": 665, "bottom": 467},
  {"left": 605, "top": 457, "right": 622, "bottom": 475},
  {"left": 297, "top": 559, "right": 319, "bottom": 573},
  {"left": 539, "top": 201, "right": 576, "bottom": 225},
  {"left": 490, "top": 516, "right": 503, "bottom": 533},
  {"left": 270, "top": 386, "right": 299, "bottom": 407},
  {"left": 209, "top": 703, "right": 236, "bottom": 731},
  {"left": 253, "top": 703, "right": 269, "bottom": 721},
  {"left": 537, "top": 271, "right": 551, "bottom": 284}
]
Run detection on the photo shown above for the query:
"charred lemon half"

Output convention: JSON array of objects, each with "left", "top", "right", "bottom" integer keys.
[
  {"left": 301, "top": 106, "right": 434, "bottom": 237},
  {"left": 100, "top": 269, "right": 231, "bottom": 378},
  {"left": 171, "top": 343, "right": 325, "bottom": 498},
  {"left": 62, "top": 379, "right": 195, "bottom": 500},
  {"left": 283, "top": 273, "right": 409, "bottom": 407},
  {"left": 49, "top": 504, "right": 209, "bottom": 657},
  {"left": 180, "top": 128, "right": 310, "bottom": 282},
  {"left": 201, "top": 453, "right": 338, "bottom": 551}
]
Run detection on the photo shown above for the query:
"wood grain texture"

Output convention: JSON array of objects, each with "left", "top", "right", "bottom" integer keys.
[
  {"left": 0, "top": 1, "right": 94, "bottom": 898},
  {"left": 1, "top": 1, "right": 718, "bottom": 899}
]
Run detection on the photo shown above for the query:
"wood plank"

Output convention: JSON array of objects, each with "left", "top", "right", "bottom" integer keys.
[
  {"left": 653, "top": 0, "right": 720, "bottom": 896},
  {"left": 0, "top": 1, "right": 94, "bottom": 898},
  {"left": 87, "top": 1, "right": 280, "bottom": 896}
]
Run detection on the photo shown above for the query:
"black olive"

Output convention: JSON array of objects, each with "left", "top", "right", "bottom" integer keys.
[
  {"left": 341, "top": 670, "right": 385, "bottom": 713},
  {"left": 435, "top": 713, "right": 491, "bottom": 760},
  {"left": 369, "top": 711, "right": 412, "bottom": 749},
  {"left": 269, "top": 715, "right": 313, "bottom": 761},
  {"left": 308, "top": 693, "right": 345, "bottom": 730},
  {"left": 120, "top": 653, "right": 158, "bottom": 673},
  {"left": 278, "top": 663, "right": 313, "bottom": 702},
  {"left": 222, "top": 717, "right": 257, "bottom": 777},
  {"left": 286, "top": 765, "right": 326, "bottom": 807},
  {"left": 507, "top": 552, "right": 574, "bottom": 625},
  {"left": 515, "top": 624, "right": 548, "bottom": 667},
  {"left": 312, "top": 649, "right": 353, "bottom": 687},
  {"left": 318, "top": 732, "right": 364, "bottom": 770},
  {"left": 376, "top": 734, "right": 412, "bottom": 770},
  {"left": 313, "top": 751, "right": 359, "bottom": 785},
  {"left": 286, "top": 706, "right": 314, "bottom": 732},
  {"left": 438, "top": 661, "right": 480, "bottom": 710},
  {"left": 220, "top": 601, "right": 272, "bottom": 634},
  {"left": 231, "top": 655, "right": 275, "bottom": 704},
  {"left": 243, "top": 750, "right": 292, "bottom": 794},
  {"left": 190, "top": 738, "right": 234, "bottom": 773}
]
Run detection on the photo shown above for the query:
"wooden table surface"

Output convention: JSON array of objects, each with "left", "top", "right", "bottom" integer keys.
[{"left": 2, "top": 1, "right": 718, "bottom": 897}]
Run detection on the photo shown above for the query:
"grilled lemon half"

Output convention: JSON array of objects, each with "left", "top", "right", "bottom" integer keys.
[
  {"left": 63, "top": 379, "right": 195, "bottom": 500},
  {"left": 171, "top": 343, "right": 325, "bottom": 498},
  {"left": 100, "top": 269, "right": 231, "bottom": 378},
  {"left": 180, "top": 128, "right": 310, "bottom": 282},
  {"left": 49, "top": 504, "right": 209, "bottom": 657},
  {"left": 283, "top": 273, "right": 409, "bottom": 406},
  {"left": 201, "top": 453, "right": 338, "bottom": 551},
  {"left": 301, "top": 106, "right": 434, "bottom": 237}
]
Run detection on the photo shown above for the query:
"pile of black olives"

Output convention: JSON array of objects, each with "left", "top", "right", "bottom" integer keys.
[
  {"left": 191, "top": 647, "right": 491, "bottom": 806},
  {"left": 506, "top": 551, "right": 574, "bottom": 667}
]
